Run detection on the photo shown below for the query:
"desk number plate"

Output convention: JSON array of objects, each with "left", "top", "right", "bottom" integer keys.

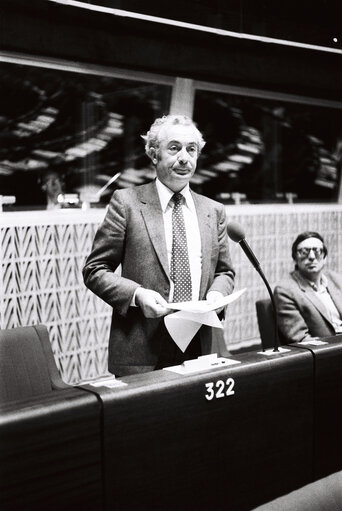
[{"left": 205, "top": 378, "right": 235, "bottom": 400}]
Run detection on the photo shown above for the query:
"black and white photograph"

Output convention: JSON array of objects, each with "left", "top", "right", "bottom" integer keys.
[{"left": 1, "top": 1, "right": 342, "bottom": 509}]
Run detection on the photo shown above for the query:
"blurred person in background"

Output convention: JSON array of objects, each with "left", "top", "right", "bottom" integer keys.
[{"left": 40, "top": 169, "right": 63, "bottom": 210}]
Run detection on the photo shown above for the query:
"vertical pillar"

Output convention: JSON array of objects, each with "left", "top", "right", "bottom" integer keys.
[{"left": 169, "top": 78, "right": 195, "bottom": 117}]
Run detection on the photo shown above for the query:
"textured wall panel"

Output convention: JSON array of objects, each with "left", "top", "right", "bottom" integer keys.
[{"left": 1, "top": 206, "right": 341, "bottom": 383}]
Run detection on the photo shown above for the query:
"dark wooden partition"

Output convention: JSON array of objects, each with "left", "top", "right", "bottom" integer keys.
[
  {"left": 0, "top": 389, "right": 103, "bottom": 511},
  {"left": 83, "top": 348, "right": 314, "bottom": 511},
  {"left": 292, "top": 334, "right": 342, "bottom": 480}
]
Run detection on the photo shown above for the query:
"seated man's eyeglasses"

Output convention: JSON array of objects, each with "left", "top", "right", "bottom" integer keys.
[{"left": 296, "top": 247, "right": 324, "bottom": 259}]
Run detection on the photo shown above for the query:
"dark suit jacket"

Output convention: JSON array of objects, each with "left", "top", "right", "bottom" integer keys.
[
  {"left": 83, "top": 181, "right": 235, "bottom": 375},
  {"left": 274, "top": 269, "right": 342, "bottom": 344}
]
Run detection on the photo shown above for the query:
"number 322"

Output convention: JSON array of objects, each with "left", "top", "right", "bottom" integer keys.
[{"left": 205, "top": 378, "right": 235, "bottom": 401}]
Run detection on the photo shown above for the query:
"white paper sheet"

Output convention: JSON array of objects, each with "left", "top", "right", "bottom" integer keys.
[
  {"left": 164, "top": 289, "right": 246, "bottom": 352},
  {"left": 166, "top": 288, "right": 246, "bottom": 313}
]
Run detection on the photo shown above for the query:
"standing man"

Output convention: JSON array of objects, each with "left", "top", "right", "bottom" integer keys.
[
  {"left": 83, "top": 114, "right": 235, "bottom": 376},
  {"left": 274, "top": 231, "right": 342, "bottom": 343}
]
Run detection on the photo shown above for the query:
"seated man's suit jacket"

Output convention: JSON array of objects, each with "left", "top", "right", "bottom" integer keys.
[
  {"left": 274, "top": 269, "right": 342, "bottom": 344},
  {"left": 83, "top": 181, "right": 235, "bottom": 376}
]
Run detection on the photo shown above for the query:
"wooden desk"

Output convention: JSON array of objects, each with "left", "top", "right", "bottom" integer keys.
[
  {"left": 83, "top": 348, "right": 313, "bottom": 511},
  {"left": 292, "top": 334, "right": 342, "bottom": 480},
  {"left": 0, "top": 388, "right": 103, "bottom": 511}
]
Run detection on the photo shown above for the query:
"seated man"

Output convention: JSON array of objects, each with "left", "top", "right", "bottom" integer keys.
[{"left": 274, "top": 231, "right": 342, "bottom": 343}]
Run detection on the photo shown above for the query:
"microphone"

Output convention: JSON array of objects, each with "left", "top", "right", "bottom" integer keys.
[
  {"left": 227, "top": 221, "right": 279, "bottom": 351},
  {"left": 95, "top": 172, "right": 121, "bottom": 199},
  {"left": 226, "top": 222, "right": 261, "bottom": 271}
]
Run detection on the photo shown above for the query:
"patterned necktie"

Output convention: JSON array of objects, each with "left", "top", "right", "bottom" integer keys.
[{"left": 170, "top": 192, "right": 192, "bottom": 302}]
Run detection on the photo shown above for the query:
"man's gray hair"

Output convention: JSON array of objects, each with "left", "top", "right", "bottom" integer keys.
[{"left": 142, "top": 114, "right": 206, "bottom": 160}]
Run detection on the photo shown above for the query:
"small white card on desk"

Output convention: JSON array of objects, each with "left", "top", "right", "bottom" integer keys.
[
  {"left": 164, "top": 353, "right": 241, "bottom": 375},
  {"left": 80, "top": 376, "right": 127, "bottom": 388},
  {"left": 300, "top": 340, "right": 328, "bottom": 346}
]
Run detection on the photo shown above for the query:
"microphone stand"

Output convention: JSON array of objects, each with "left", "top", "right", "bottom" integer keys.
[
  {"left": 238, "top": 238, "right": 279, "bottom": 352},
  {"left": 254, "top": 266, "right": 280, "bottom": 352}
]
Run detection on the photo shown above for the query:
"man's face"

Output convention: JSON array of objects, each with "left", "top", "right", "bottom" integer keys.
[
  {"left": 154, "top": 124, "right": 200, "bottom": 192},
  {"left": 295, "top": 237, "right": 326, "bottom": 280},
  {"left": 42, "top": 173, "right": 63, "bottom": 200}
]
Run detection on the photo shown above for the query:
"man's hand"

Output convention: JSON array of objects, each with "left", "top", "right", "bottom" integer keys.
[
  {"left": 135, "top": 288, "right": 170, "bottom": 318},
  {"left": 206, "top": 291, "right": 225, "bottom": 315}
]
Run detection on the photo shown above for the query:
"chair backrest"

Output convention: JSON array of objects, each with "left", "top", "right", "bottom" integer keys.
[
  {"left": 255, "top": 298, "right": 278, "bottom": 350},
  {"left": 0, "top": 325, "right": 68, "bottom": 403}
]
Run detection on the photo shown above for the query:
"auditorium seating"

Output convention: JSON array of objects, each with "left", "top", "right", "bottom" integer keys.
[
  {"left": 0, "top": 325, "right": 69, "bottom": 403},
  {"left": 0, "top": 325, "right": 103, "bottom": 511},
  {"left": 1, "top": 325, "right": 342, "bottom": 510}
]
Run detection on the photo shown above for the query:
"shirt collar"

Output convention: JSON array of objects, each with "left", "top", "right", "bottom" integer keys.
[
  {"left": 155, "top": 178, "right": 195, "bottom": 213},
  {"left": 306, "top": 273, "right": 328, "bottom": 292}
]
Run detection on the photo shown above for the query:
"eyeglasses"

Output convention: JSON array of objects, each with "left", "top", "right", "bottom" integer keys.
[{"left": 296, "top": 247, "right": 324, "bottom": 259}]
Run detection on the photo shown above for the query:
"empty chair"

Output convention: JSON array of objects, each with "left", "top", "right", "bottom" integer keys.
[
  {"left": 0, "top": 324, "right": 68, "bottom": 403},
  {"left": 0, "top": 325, "right": 103, "bottom": 510},
  {"left": 256, "top": 298, "right": 280, "bottom": 350}
]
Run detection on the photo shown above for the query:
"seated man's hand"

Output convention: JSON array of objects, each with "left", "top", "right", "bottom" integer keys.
[
  {"left": 135, "top": 288, "right": 170, "bottom": 318},
  {"left": 206, "top": 291, "right": 225, "bottom": 315}
]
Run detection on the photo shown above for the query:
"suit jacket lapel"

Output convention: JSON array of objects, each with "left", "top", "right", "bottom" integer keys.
[
  {"left": 138, "top": 182, "right": 170, "bottom": 280},
  {"left": 138, "top": 184, "right": 214, "bottom": 295},
  {"left": 292, "top": 271, "right": 333, "bottom": 325},
  {"left": 192, "top": 192, "right": 212, "bottom": 299}
]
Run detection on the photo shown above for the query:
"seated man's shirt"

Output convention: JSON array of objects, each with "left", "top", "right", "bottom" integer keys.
[{"left": 307, "top": 274, "right": 342, "bottom": 334}]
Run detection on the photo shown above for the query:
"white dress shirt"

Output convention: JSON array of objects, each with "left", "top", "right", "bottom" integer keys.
[
  {"left": 308, "top": 274, "right": 342, "bottom": 334},
  {"left": 155, "top": 178, "right": 202, "bottom": 301}
]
